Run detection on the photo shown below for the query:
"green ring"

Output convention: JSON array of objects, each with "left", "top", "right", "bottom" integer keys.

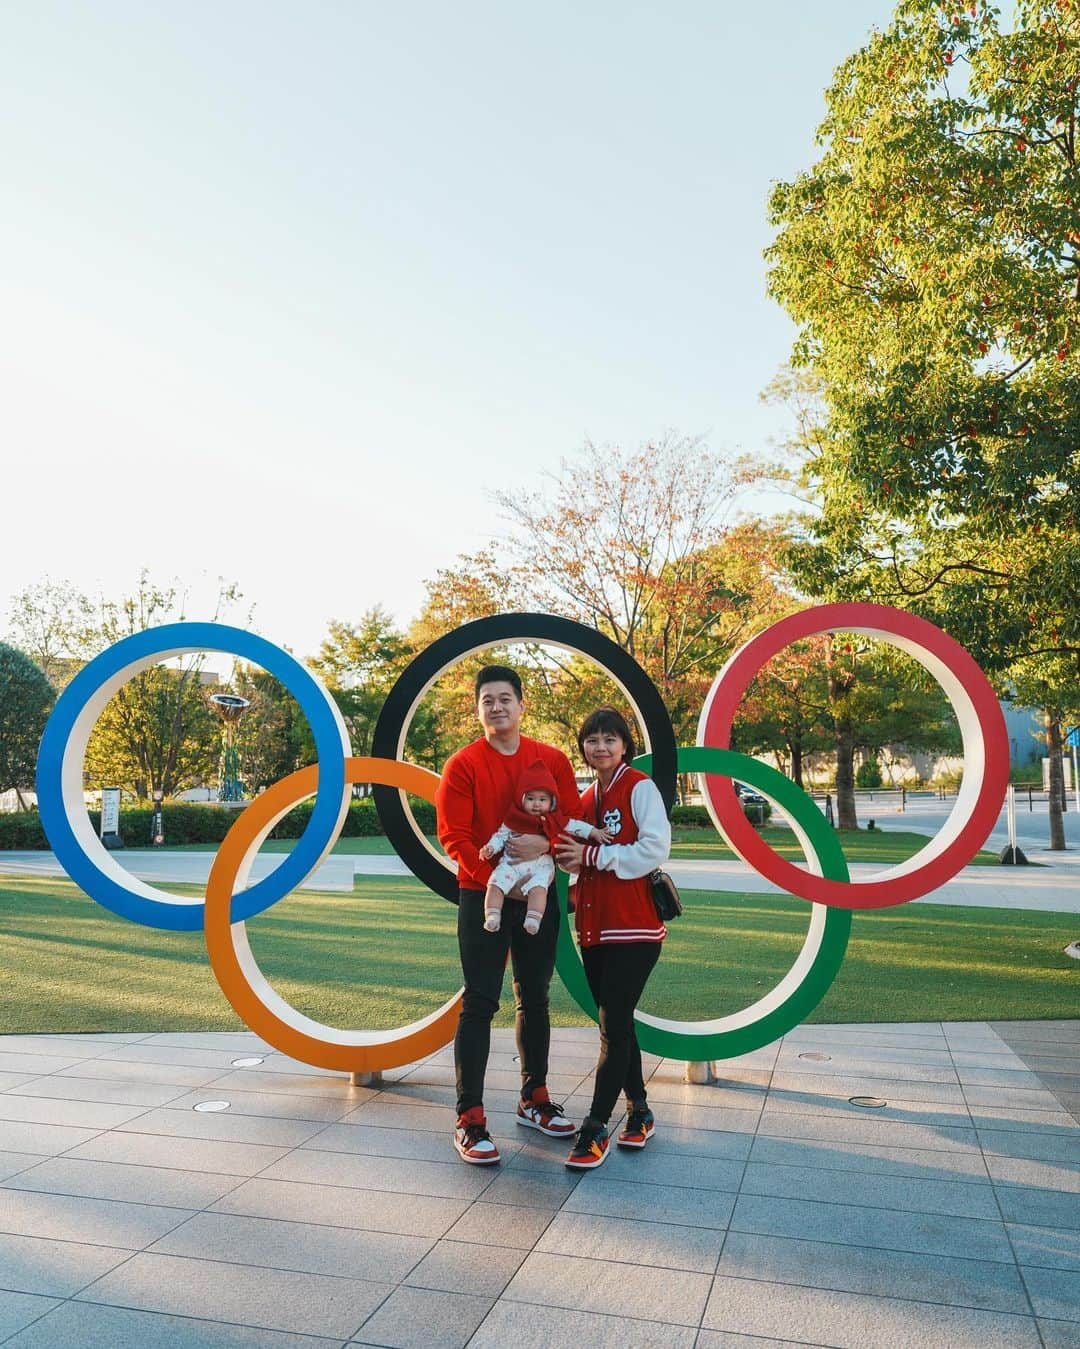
[{"left": 554, "top": 745, "right": 852, "bottom": 1059}]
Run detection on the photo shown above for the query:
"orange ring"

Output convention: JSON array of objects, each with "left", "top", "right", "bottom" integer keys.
[{"left": 204, "top": 756, "right": 461, "bottom": 1072}]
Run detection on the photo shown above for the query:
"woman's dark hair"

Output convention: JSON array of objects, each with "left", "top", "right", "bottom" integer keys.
[
  {"left": 474, "top": 665, "right": 522, "bottom": 700},
  {"left": 577, "top": 706, "right": 637, "bottom": 764}
]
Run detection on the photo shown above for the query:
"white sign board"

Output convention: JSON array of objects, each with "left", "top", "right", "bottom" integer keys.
[{"left": 100, "top": 788, "right": 121, "bottom": 837}]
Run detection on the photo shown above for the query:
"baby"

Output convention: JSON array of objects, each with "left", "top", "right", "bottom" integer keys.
[{"left": 478, "top": 761, "right": 611, "bottom": 935}]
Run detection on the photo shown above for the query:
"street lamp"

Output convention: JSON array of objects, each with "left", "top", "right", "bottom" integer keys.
[{"left": 151, "top": 788, "right": 165, "bottom": 847}]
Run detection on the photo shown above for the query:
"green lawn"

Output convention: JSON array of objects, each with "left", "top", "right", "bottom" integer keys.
[
  {"left": 1, "top": 874, "right": 1075, "bottom": 1036},
  {"left": 125, "top": 824, "right": 1001, "bottom": 867}
]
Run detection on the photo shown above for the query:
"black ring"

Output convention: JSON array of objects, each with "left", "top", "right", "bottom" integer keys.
[{"left": 371, "top": 612, "right": 678, "bottom": 903}]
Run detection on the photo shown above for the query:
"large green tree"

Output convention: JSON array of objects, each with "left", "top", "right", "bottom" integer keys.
[
  {"left": 766, "top": 0, "right": 1080, "bottom": 844},
  {"left": 0, "top": 644, "right": 55, "bottom": 808}
]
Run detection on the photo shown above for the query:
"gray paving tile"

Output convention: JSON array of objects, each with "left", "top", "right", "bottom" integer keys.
[
  {"left": 957, "top": 1067, "right": 1045, "bottom": 1089},
  {"left": 151, "top": 1210, "right": 432, "bottom": 1281},
  {"left": 0, "top": 1231, "right": 133, "bottom": 1297},
  {"left": 635, "top": 1124, "right": 754, "bottom": 1161},
  {"left": 304, "top": 1122, "right": 523, "bottom": 1164},
  {"left": 695, "top": 1333, "right": 829, "bottom": 1348},
  {"left": 466, "top": 1301, "right": 697, "bottom": 1348},
  {"left": 979, "top": 1129, "right": 1080, "bottom": 1162},
  {"left": 1038, "top": 1318, "right": 1080, "bottom": 1348},
  {"left": 701, "top": 1274, "right": 1042, "bottom": 1347},
  {"left": 4, "top": 1300, "right": 346, "bottom": 1347},
  {"left": 142, "top": 1031, "right": 273, "bottom": 1051},
  {"left": 773, "top": 1060, "right": 959, "bottom": 1084},
  {"left": 66, "top": 1128, "right": 290, "bottom": 1175},
  {"left": 598, "top": 1147, "right": 743, "bottom": 1194},
  {"left": 1020, "top": 1264, "right": 1080, "bottom": 1322},
  {"left": 5, "top": 1075, "right": 189, "bottom": 1107},
  {"left": 0, "top": 1290, "right": 59, "bottom": 1341},
  {"left": 503, "top": 1250, "right": 710, "bottom": 1326},
  {"left": 730, "top": 1193, "right": 1014, "bottom": 1263},
  {"left": 404, "top": 1238, "right": 524, "bottom": 1296},
  {"left": 352, "top": 1285, "right": 492, "bottom": 1348},
  {"left": 0, "top": 1151, "right": 39, "bottom": 1182},
  {"left": 113, "top": 1105, "right": 325, "bottom": 1148},
  {"left": 784, "top": 1029, "right": 948, "bottom": 1052},
  {"left": 262, "top": 1148, "right": 496, "bottom": 1200},
  {"left": 0, "top": 1119, "right": 103, "bottom": 1155},
  {"left": 741, "top": 1160, "right": 1000, "bottom": 1220},
  {"left": 537, "top": 1209, "right": 723, "bottom": 1273},
  {"left": 0, "top": 1092, "right": 148, "bottom": 1130},
  {"left": 995, "top": 1185, "right": 1080, "bottom": 1230},
  {"left": 587, "top": 1100, "right": 760, "bottom": 1135},
  {"left": 969, "top": 1108, "right": 1080, "bottom": 1136},
  {"left": 56, "top": 1059, "right": 228, "bottom": 1086},
  {"left": 764, "top": 1087, "right": 969, "bottom": 1121},
  {"left": 0, "top": 1187, "right": 192, "bottom": 1247},
  {"left": 341, "top": 1100, "right": 516, "bottom": 1136},
  {"left": 165, "top": 1087, "right": 359, "bottom": 1122},
  {"left": 96, "top": 1044, "right": 244, "bottom": 1069},
  {"left": 0, "top": 1071, "right": 38, "bottom": 1092},
  {"left": 3, "top": 1155, "right": 247, "bottom": 1208},
  {"left": 212, "top": 1177, "right": 469, "bottom": 1237},
  {"left": 717, "top": 1230, "right": 1029, "bottom": 1313},
  {"left": 988, "top": 1156, "right": 1080, "bottom": 1192},
  {"left": 755, "top": 1111, "right": 979, "bottom": 1151},
  {"left": 0, "top": 1051, "right": 87, "bottom": 1074},
  {"left": 474, "top": 1168, "right": 581, "bottom": 1210},
  {"left": 776, "top": 1044, "right": 955, "bottom": 1069},
  {"left": 769, "top": 1070, "right": 967, "bottom": 1104},
  {"left": 0, "top": 1035, "right": 122, "bottom": 1057},
  {"left": 77, "top": 1250, "right": 391, "bottom": 1338},
  {"left": 563, "top": 1175, "right": 735, "bottom": 1230},
  {"left": 205, "top": 1069, "right": 356, "bottom": 1097},
  {"left": 635, "top": 1081, "right": 765, "bottom": 1110},
  {"left": 1007, "top": 1222, "right": 1080, "bottom": 1272},
  {"left": 748, "top": 1135, "right": 988, "bottom": 1181},
  {"left": 964, "top": 1085, "right": 1068, "bottom": 1110},
  {"left": 443, "top": 1201, "right": 555, "bottom": 1250}
]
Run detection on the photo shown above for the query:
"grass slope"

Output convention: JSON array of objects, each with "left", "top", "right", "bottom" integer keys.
[{"left": 1, "top": 874, "right": 1075, "bottom": 1035}]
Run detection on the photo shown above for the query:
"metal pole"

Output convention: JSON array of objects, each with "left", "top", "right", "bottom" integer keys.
[
  {"left": 1007, "top": 785, "right": 1017, "bottom": 855},
  {"left": 1067, "top": 744, "right": 1078, "bottom": 814}
]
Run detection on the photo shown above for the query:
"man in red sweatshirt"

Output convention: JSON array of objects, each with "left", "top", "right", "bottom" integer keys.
[{"left": 436, "top": 664, "right": 579, "bottom": 1164}]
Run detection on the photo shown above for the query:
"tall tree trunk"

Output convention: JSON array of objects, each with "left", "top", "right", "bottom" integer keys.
[
  {"left": 1047, "top": 713, "right": 1067, "bottom": 850},
  {"left": 835, "top": 719, "right": 858, "bottom": 830},
  {"left": 790, "top": 739, "right": 804, "bottom": 789}
]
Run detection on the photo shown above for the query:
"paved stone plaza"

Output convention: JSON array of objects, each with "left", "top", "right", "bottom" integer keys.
[{"left": 0, "top": 1020, "right": 1077, "bottom": 1347}]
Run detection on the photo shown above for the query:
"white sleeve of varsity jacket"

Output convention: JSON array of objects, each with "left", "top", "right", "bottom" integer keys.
[{"left": 583, "top": 778, "right": 671, "bottom": 879}]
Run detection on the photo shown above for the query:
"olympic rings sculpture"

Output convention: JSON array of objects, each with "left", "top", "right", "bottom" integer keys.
[{"left": 35, "top": 604, "right": 1008, "bottom": 1071}]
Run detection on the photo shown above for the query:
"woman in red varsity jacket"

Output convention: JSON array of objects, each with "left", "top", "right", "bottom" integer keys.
[{"left": 554, "top": 706, "right": 671, "bottom": 1170}]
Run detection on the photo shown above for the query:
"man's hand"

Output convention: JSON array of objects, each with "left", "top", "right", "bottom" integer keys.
[
  {"left": 505, "top": 831, "right": 549, "bottom": 863},
  {"left": 554, "top": 834, "right": 586, "bottom": 875}
]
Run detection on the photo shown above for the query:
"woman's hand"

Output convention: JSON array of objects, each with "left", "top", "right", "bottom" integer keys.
[
  {"left": 554, "top": 834, "right": 586, "bottom": 875},
  {"left": 505, "top": 832, "right": 549, "bottom": 863}
]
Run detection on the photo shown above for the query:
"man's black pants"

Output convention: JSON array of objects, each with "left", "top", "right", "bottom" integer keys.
[
  {"left": 581, "top": 940, "right": 661, "bottom": 1126},
  {"left": 455, "top": 888, "right": 559, "bottom": 1116}
]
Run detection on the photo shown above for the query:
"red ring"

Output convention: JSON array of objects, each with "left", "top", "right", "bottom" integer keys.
[{"left": 698, "top": 603, "right": 1008, "bottom": 910}]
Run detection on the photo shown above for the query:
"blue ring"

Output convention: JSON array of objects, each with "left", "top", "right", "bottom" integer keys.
[{"left": 35, "top": 623, "right": 349, "bottom": 931}]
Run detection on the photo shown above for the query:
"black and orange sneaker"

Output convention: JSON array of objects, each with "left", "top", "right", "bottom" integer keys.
[
  {"left": 517, "top": 1085, "right": 575, "bottom": 1138},
  {"left": 565, "top": 1120, "right": 609, "bottom": 1170},
  {"left": 617, "top": 1107, "right": 655, "bottom": 1149},
  {"left": 453, "top": 1107, "right": 500, "bottom": 1166}
]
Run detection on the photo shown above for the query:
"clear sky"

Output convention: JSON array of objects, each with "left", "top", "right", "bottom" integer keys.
[{"left": 2, "top": 1, "right": 897, "bottom": 658}]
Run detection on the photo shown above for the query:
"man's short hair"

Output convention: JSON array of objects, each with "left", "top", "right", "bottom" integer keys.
[{"left": 474, "top": 665, "right": 523, "bottom": 700}]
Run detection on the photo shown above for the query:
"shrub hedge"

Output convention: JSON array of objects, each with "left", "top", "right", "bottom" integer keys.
[{"left": 0, "top": 796, "right": 764, "bottom": 849}]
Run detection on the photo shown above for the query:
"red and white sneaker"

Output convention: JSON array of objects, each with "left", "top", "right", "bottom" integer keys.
[
  {"left": 453, "top": 1107, "right": 500, "bottom": 1165},
  {"left": 617, "top": 1107, "right": 655, "bottom": 1149},
  {"left": 517, "top": 1086, "right": 576, "bottom": 1137},
  {"left": 565, "top": 1120, "right": 609, "bottom": 1170}
]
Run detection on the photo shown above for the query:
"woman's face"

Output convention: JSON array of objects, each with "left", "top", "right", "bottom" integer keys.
[{"left": 582, "top": 729, "right": 626, "bottom": 772}]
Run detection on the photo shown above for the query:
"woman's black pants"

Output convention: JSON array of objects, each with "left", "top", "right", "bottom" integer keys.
[{"left": 582, "top": 940, "right": 661, "bottom": 1126}]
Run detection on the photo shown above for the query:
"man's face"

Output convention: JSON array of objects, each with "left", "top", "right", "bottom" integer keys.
[
  {"left": 521, "top": 789, "right": 554, "bottom": 815},
  {"left": 476, "top": 680, "right": 523, "bottom": 737}
]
